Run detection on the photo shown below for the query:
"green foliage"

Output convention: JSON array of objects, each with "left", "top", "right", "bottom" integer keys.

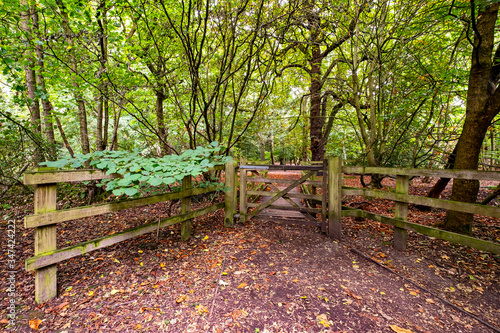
[{"left": 41, "top": 142, "right": 230, "bottom": 197}]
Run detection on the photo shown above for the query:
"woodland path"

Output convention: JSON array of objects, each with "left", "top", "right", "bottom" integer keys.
[{"left": 0, "top": 172, "right": 498, "bottom": 332}]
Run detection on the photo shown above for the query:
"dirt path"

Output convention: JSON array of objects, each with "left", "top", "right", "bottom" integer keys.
[{"left": 0, "top": 172, "right": 499, "bottom": 332}]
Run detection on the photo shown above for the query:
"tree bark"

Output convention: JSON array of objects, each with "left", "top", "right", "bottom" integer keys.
[
  {"left": 20, "top": 0, "right": 42, "bottom": 164},
  {"left": 32, "top": 8, "right": 56, "bottom": 159},
  {"left": 481, "top": 184, "right": 500, "bottom": 205},
  {"left": 443, "top": 3, "right": 500, "bottom": 233},
  {"left": 54, "top": 114, "right": 75, "bottom": 158},
  {"left": 155, "top": 88, "right": 169, "bottom": 156},
  {"left": 308, "top": 8, "right": 324, "bottom": 161},
  {"left": 56, "top": 0, "right": 90, "bottom": 156},
  {"left": 96, "top": 0, "right": 108, "bottom": 151},
  {"left": 415, "top": 145, "right": 458, "bottom": 211}
]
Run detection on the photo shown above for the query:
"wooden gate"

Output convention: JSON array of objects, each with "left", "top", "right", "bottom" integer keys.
[{"left": 239, "top": 160, "right": 328, "bottom": 231}]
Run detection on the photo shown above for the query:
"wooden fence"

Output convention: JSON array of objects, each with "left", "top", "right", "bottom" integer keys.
[
  {"left": 22, "top": 157, "right": 500, "bottom": 303},
  {"left": 326, "top": 157, "right": 500, "bottom": 255},
  {"left": 23, "top": 162, "right": 238, "bottom": 304}
]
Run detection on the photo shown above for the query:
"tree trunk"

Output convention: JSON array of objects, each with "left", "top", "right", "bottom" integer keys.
[
  {"left": 55, "top": 114, "right": 75, "bottom": 158},
  {"left": 259, "top": 143, "right": 265, "bottom": 161},
  {"left": 481, "top": 184, "right": 500, "bottom": 205},
  {"left": 415, "top": 145, "right": 458, "bottom": 211},
  {"left": 110, "top": 100, "right": 122, "bottom": 151},
  {"left": 20, "top": 0, "right": 42, "bottom": 165},
  {"left": 56, "top": 0, "right": 90, "bottom": 156},
  {"left": 96, "top": 0, "right": 108, "bottom": 151},
  {"left": 155, "top": 88, "right": 169, "bottom": 156},
  {"left": 269, "top": 134, "right": 275, "bottom": 165},
  {"left": 32, "top": 9, "right": 56, "bottom": 159},
  {"left": 309, "top": 27, "right": 324, "bottom": 161},
  {"left": 443, "top": 3, "right": 500, "bottom": 233}
]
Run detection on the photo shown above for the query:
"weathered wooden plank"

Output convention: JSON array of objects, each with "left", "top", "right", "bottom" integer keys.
[
  {"left": 246, "top": 190, "right": 322, "bottom": 201},
  {"left": 341, "top": 208, "right": 500, "bottom": 254},
  {"left": 247, "top": 203, "right": 322, "bottom": 213},
  {"left": 34, "top": 182, "right": 57, "bottom": 303},
  {"left": 394, "top": 175, "right": 409, "bottom": 251},
  {"left": 322, "top": 160, "right": 328, "bottom": 233},
  {"left": 24, "top": 169, "right": 119, "bottom": 185},
  {"left": 342, "top": 187, "right": 500, "bottom": 218},
  {"left": 224, "top": 160, "right": 237, "bottom": 228},
  {"left": 252, "top": 216, "right": 321, "bottom": 227},
  {"left": 25, "top": 186, "right": 219, "bottom": 228},
  {"left": 264, "top": 182, "right": 317, "bottom": 222},
  {"left": 25, "top": 202, "right": 225, "bottom": 271},
  {"left": 248, "top": 171, "right": 315, "bottom": 219},
  {"left": 342, "top": 166, "right": 500, "bottom": 181},
  {"left": 328, "top": 157, "right": 343, "bottom": 239},
  {"left": 361, "top": 211, "right": 500, "bottom": 255},
  {"left": 240, "top": 165, "right": 322, "bottom": 171},
  {"left": 247, "top": 177, "right": 323, "bottom": 186},
  {"left": 341, "top": 208, "right": 364, "bottom": 218},
  {"left": 24, "top": 165, "right": 225, "bottom": 185},
  {"left": 181, "top": 176, "right": 192, "bottom": 241},
  {"left": 240, "top": 158, "right": 248, "bottom": 223}
]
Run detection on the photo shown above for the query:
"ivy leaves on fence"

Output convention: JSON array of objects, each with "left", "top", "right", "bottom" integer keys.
[{"left": 41, "top": 142, "right": 231, "bottom": 197}]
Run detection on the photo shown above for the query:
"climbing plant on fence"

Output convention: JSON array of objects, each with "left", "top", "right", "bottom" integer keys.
[{"left": 40, "top": 142, "right": 231, "bottom": 196}]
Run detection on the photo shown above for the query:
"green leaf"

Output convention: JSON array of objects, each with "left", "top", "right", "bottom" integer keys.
[
  {"left": 124, "top": 187, "right": 139, "bottom": 196},
  {"left": 113, "top": 188, "right": 125, "bottom": 196},
  {"left": 148, "top": 177, "right": 163, "bottom": 186}
]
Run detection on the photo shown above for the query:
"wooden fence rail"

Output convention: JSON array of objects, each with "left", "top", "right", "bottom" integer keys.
[
  {"left": 22, "top": 157, "right": 500, "bottom": 303},
  {"left": 327, "top": 157, "right": 500, "bottom": 255},
  {"left": 23, "top": 163, "right": 236, "bottom": 303}
]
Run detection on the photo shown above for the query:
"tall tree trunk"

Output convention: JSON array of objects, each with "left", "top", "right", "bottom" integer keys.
[
  {"left": 481, "top": 184, "right": 500, "bottom": 205},
  {"left": 110, "top": 99, "right": 123, "bottom": 151},
  {"left": 155, "top": 88, "right": 169, "bottom": 156},
  {"left": 259, "top": 143, "right": 265, "bottom": 161},
  {"left": 308, "top": 17, "right": 324, "bottom": 161},
  {"left": 96, "top": 0, "right": 108, "bottom": 151},
  {"left": 32, "top": 8, "right": 56, "bottom": 159},
  {"left": 56, "top": 0, "right": 90, "bottom": 156},
  {"left": 269, "top": 134, "right": 275, "bottom": 165},
  {"left": 416, "top": 146, "right": 457, "bottom": 211},
  {"left": 54, "top": 114, "right": 75, "bottom": 158},
  {"left": 21, "top": 0, "right": 42, "bottom": 164},
  {"left": 443, "top": 3, "right": 500, "bottom": 233}
]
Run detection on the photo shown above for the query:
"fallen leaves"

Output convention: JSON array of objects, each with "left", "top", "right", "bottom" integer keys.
[
  {"left": 389, "top": 325, "right": 414, "bottom": 333},
  {"left": 29, "top": 318, "right": 42, "bottom": 330},
  {"left": 176, "top": 295, "right": 188, "bottom": 304},
  {"left": 195, "top": 304, "right": 208, "bottom": 315},
  {"left": 316, "top": 314, "right": 331, "bottom": 328},
  {"left": 237, "top": 283, "right": 248, "bottom": 289}
]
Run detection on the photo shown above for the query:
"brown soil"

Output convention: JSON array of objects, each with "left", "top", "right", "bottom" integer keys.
[{"left": 0, "top": 173, "right": 499, "bottom": 332}]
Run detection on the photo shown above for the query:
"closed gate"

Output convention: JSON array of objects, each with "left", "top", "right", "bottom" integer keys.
[{"left": 239, "top": 160, "right": 328, "bottom": 232}]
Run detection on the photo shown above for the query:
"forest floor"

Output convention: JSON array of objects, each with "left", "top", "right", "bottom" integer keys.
[{"left": 0, "top": 172, "right": 499, "bottom": 332}]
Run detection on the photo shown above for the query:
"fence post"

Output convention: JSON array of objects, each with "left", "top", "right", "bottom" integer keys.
[
  {"left": 239, "top": 158, "right": 247, "bottom": 223},
  {"left": 224, "top": 160, "right": 237, "bottom": 228},
  {"left": 181, "top": 175, "right": 192, "bottom": 241},
  {"left": 394, "top": 175, "right": 410, "bottom": 251},
  {"left": 321, "top": 159, "right": 327, "bottom": 233},
  {"left": 33, "top": 169, "right": 57, "bottom": 303},
  {"left": 328, "top": 157, "right": 343, "bottom": 239}
]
